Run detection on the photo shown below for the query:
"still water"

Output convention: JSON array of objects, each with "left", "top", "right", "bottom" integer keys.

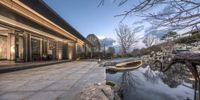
[{"left": 106, "top": 66, "right": 194, "bottom": 100}]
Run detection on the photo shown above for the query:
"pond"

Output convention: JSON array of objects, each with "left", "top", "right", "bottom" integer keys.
[{"left": 106, "top": 65, "right": 194, "bottom": 100}]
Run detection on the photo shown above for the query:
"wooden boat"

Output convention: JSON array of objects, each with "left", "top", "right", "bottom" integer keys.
[{"left": 106, "top": 60, "right": 142, "bottom": 72}]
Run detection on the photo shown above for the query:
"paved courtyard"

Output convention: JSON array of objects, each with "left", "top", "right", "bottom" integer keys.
[{"left": 0, "top": 61, "right": 105, "bottom": 100}]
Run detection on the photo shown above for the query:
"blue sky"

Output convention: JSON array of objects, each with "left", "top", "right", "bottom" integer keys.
[{"left": 44, "top": 0, "right": 146, "bottom": 39}]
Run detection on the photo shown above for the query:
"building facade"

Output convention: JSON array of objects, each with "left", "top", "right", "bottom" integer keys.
[{"left": 0, "top": 0, "right": 91, "bottom": 62}]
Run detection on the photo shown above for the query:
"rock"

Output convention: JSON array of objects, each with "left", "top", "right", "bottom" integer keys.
[
  {"left": 74, "top": 84, "right": 121, "bottom": 100},
  {"left": 95, "top": 82, "right": 102, "bottom": 86}
]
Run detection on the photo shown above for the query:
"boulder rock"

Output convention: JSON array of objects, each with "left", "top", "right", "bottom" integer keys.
[{"left": 74, "top": 84, "right": 121, "bottom": 100}]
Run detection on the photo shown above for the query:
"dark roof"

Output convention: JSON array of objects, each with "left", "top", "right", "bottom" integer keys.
[{"left": 20, "top": 0, "right": 91, "bottom": 45}]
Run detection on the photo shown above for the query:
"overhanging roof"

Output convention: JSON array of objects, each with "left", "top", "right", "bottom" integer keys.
[{"left": 20, "top": 0, "right": 91, "bottom": 45}]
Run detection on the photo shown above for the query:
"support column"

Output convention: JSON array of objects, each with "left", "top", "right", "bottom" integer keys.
[
  {"left": 15, "top": 30, "right": 19, "bottom": 62},
  {"left": 84, "top": 44, "right": 87, "bottom": 58},
  {"left": 56, "top": 41, "right": 59, "bottom": 60},
  {"left": 23, "top": 32, "right": 28, "bottom": 62},
  {"left": 27, "top": 33, "right": 31, "bottom": 61},
  {"left": 74, "top": 42, "right": 77, "bottom": 60},
  {"left": 6, "top": 33, "right": 11, "bottom": 60},
  {"left": 24, "top": 32, "right": 31, "bottom": 62},
  {"left": 54, "top": 41, "right": 57, "bottom": 60}
]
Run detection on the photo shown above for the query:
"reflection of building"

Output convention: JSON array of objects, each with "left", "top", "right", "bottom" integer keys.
[{"left": 0, "top": 0, "right": 91, "bottom": 62}]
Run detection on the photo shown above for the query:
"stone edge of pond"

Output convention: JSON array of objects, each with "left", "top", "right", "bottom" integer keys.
[{"left": 73, "top": 82, "right": 121, "bottom": 100}]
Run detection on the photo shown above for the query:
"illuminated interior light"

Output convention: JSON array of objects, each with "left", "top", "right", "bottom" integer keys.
[{"left": 11, "top": 46, "right": 15, "bottom": 53}]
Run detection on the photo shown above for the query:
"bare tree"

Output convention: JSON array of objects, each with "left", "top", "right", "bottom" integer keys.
[
  {"left": 99, "top": 0, "right": 200, "bottom": 31},
  {"left": 143, "top": 34, "right": 157, "bottom": 47},
  {"left": 116, "top": 24, "right": 138, "bottom": 54}
]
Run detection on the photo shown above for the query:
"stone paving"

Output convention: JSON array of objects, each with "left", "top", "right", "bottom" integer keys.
[{"left": 0, "top": 61, "right": 105, "bottom": 100}]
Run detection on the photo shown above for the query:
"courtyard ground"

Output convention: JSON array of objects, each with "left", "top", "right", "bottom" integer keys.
[{"left": 0, "top": 61, "right": 105, "bottom": 100}]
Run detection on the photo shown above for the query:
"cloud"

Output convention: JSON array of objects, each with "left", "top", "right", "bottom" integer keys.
[
  {"left": 96, "top": 35, "right": 106, "bottom": 40},
  {"left": 100, "top": 38, "right": 116, "bottom": 47}
]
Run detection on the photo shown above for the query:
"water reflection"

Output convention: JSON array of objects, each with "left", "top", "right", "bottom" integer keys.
[
  {"left": 143, "top": 67, "right": 161, "bottom": 84},
  {"left": 119, "top": 72, "right": 142, "bottom": 98},
  {"left": 106, "top": 65, "right": 194, "bottom": 100},
  {"left": 161, "top": 63, "right": 193, "bottom": 88}
]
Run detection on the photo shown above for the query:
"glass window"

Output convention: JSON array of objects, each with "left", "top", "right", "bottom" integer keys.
[
  {"left": 31, "top": 38, "right": 41, "bottom": 61},
  {"left": 18, "top": 36, "right": 24, "bottom": 60}
]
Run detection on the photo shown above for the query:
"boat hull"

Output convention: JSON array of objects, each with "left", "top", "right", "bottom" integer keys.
[{"left": 106, "top": 60, "right": 142, "bottom": 72}]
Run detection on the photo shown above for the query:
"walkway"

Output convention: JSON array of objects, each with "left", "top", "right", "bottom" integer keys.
[
  {"left": 0, "top": 61, "right": 105, "bottom": 100},
  {"left": 0, "top": 60, "right": 69, "bottom": 73}
]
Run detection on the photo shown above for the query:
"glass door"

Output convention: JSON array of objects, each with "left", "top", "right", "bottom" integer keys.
[
  {"left": 48, "top": 40, "right": 56, "bottom": 60},
  {"left": 42, "top": 40, "right": 47, "bottom": 60},
  {"left": 31, "top": 38, "right": 41, "bottom": 61}
]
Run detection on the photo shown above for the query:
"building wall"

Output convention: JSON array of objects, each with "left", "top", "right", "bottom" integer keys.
[
  {"left": 0, "top": 1, "right": 90, "bottom": 62},
  {"left": 0, "top": 26, "right": 73, "bottom": 62}
]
